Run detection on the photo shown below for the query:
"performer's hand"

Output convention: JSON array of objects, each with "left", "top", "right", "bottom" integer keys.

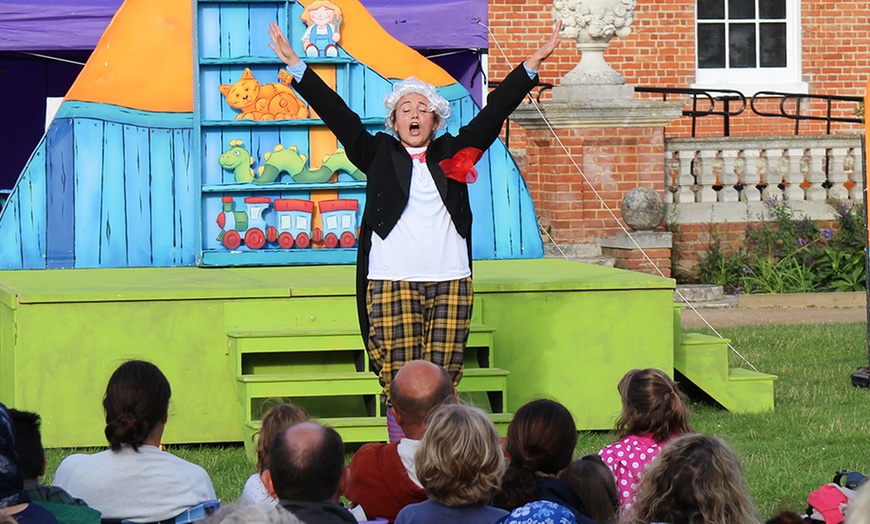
[
  {"left": 525, "top": 20, "right": 562, "bottom": 72},
  {"left": 268, "top": 22, "right": 301, "bottom": 67}
]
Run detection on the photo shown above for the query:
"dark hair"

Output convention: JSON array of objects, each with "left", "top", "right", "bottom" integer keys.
[
  {"left": 493, "top": 399, "right": 577, "bottom": 511},
  {"left": 9, "top": 409, "right": 44, "bottom": 480},
  {"left": 103, "top": 360, "right": 171, "bottom": 451},
  {"left": 268, "top": 422, "right": 344, "bottom": 502},
  {"left": 560, "top": 455, "right": 619, "bottom": 524},
  {"left": 615, "top": 368, "right": 692, "bottom": 443},
  {"left": 390, "top": 365, "right": 454, "bottom": 427}
]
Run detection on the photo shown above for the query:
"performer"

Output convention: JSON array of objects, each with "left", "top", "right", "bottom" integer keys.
[{"left": 268, "top": 21, "right": 561, "bottom": 435}]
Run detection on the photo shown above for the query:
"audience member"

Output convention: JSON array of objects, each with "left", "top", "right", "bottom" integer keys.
[
  {"left": 241, "top": 402, "right": 309, "bottom": 506},
  {"left": 0, "top": 402, "right": 58, "bottom": 523},
  {"left": 203, "top": 501, "right": 302, "bottom": 524},
  {"left": 626, "top": 433, "right": 759, "bottom": 524},
  {"left": 394, "top": 403, "right": 508, "bottom": 524},
  {"left": 492, "top": 399, "right": 594, "bottom": 523},
  {"left": 599, "top": 368, "right": 692, "bottom": 514},
  {"left": 261, "top": 421, "right": 355, "bottom": 523},
  {"left": 9, "top": 409, "right": 100, "bottom": 523},
  {"left": 559, "top": 454, "right": 619, "bottom": 524},
  {"left": 501, "top": 500, "right": 577, "bottom": 524},
  {"left": 845, "top": 482, "right": 870, "bottom": 524},
  {"left": 54, "top": 360, "right": 216, "bottom": 522},
  {"left": 765, "top": 510, "right": 809, "bottom": 524},
  {"left": 346, "top": 360, "right": 457, "bottom": 522}
]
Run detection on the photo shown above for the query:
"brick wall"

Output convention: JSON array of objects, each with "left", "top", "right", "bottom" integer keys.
[
  {"left": 487, "top": 0, "right": 867, "bottom": 277},
  {"left": 489, "top": 0, "right": 870, "bottom": 139}
]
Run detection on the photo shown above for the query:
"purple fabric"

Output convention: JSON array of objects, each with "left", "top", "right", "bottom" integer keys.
[{"left": 0, "top": 0, "right": 488, "bottom": 51}]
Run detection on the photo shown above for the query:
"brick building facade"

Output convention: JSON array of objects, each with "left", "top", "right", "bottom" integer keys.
[{"left": 486, "top": 0, "right": 868, "bottom": 278}]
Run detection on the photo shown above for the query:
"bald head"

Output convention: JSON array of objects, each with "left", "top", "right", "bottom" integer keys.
[
  {"left": 268, "top": 421, "right": 345, "bottom": 502},
  {"left": 390, "top": 360, "right": 456, "bottom": 438}
]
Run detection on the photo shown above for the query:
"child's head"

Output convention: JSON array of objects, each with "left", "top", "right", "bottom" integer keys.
[
  {"left": 256, "top": 402, "right": 309, "bottom": 472},
  {"left": 415, "top": 403, "right": 505, "bottom": 507},
  {"left": 630, "top": 433, "right": 758, "bottom": 524},
  {"left": 300, "top": 1, "right": 342, "bottom": 25},
  {"left": 560, "top": 455, "right": 619, "bottom": 524},
  {"left": 615, "top": 368, "right": 692, "bottom": 443},
  {"left": 493, "top": 399, "right": 577, "bottom": 511}
]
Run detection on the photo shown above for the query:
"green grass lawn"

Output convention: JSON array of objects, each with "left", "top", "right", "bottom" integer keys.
[{"left": 44, "top": 322, "right": 870, "bottom": 519}]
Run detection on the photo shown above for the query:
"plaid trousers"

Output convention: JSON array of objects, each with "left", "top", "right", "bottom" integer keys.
[{"left": 366, "top": 277, "right": 473, "bottom": 404}]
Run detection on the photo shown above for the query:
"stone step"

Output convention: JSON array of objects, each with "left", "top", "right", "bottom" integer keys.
[
  {"left": 544, "top": 243, "right": 615, "bottom": 267},
  {"left": 674, "top": 284, "right": 737, "bottom": 308}
]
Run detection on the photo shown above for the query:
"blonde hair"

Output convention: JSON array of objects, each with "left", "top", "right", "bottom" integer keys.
[
  {"left": 846, "top": 482, "right": 870, "bottom": 524},
  {"left": 415, "top": 404, "right": 505, "bottom": 507},
  {"left": 628, "top": 433, "right": 759, "bottom": 524},
  {"left": 300, "top": 1, "right": 342, "bottom": 24},
  {"left": 616, "top": 368, "right": 692, "bottom": 443},
  {"left": 255, "top": 401, "right": 309, "bottom": 472}
]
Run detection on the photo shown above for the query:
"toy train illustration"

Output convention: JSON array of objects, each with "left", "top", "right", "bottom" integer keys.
[{"left": 215, "top": 196, "right": 359, "bottom": 250}]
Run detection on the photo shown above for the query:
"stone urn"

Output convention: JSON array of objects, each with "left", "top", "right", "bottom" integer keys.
[{"left": 552, "top": 0, "right": 636, "bottom": 87}]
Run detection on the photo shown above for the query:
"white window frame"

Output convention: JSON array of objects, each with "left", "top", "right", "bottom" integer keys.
[{"left": 692, "top": 0, "right": 807, "bottom": 96}]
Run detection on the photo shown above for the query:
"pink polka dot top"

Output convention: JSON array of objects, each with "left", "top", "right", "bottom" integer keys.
[{"left": 599, "top": 433, "right": 666, "bottom": 514}]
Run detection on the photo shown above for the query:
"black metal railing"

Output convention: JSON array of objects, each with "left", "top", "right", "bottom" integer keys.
[
  {"left": 750, "top": 91, "right": 864, "bottom": 135},
  {"left": 635, "top": 87, "right": 746, "bottom": 137}
]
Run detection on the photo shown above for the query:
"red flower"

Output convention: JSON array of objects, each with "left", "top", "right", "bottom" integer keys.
[{"left": 439, "top": 147, "right": 483, "bottom": 184}]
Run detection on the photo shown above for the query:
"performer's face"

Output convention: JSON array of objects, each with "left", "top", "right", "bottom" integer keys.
[{"left": 394, "top": 93, "right": 437, "bottom": 148}]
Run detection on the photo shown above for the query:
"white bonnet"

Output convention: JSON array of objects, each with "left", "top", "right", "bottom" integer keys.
[{"left": 383, "top": 77, "right": 451, "bottom": 132}]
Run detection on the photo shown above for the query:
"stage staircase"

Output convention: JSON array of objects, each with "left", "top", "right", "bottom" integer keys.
[
  {"left": 674, "top": 305, "right": 777, "bottom": 413},
  {"left": 226, "top": 309, "right": 511, "bottom": 456}
]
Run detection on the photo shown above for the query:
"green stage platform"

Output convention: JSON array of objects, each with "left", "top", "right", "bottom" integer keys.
[{"left": 0, "top": 259, "right": 677, "bottom": 447}]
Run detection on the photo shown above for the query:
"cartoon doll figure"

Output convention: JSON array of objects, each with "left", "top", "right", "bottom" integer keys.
[{"left": 301, "top": 1, "right": 342, "bottom": 58}]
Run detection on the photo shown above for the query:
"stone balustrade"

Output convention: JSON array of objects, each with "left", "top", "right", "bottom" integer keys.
[{"left": 665, "top": 135, "right": 864, "bottom": 224}]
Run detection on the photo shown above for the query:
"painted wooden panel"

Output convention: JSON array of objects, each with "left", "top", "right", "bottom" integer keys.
[
  {"left": 173, "top": 129, "right": 198, "bottom": 266},
  {"left": 100, "top": 122, "right": 129, "bottom": 266},
  {"left": 124, "top": 126, "right": 154, "bottom": 266},
  {"left": 198, "top": 4, "right": 222, "bottom": 59},
  {"left": 45, "top": 119, "right": 76, "bottom": 268},
  {"left": 220, "top": 4, "right": 254, "bottom": 58},
  {"left": 150, "top": 129, "right": 177, "bottom": 266},
  {"left": 17, "top": 140, "right": 47, "bottom": 269},
  {"left": 250, "top": 3, "right": 283, "bottom": 55},
  {"left": 0, "top": 177, "right": 24, "bottom": 269},
  {"left": 73, "top": 119, "right": 105, "bottom": 268}
]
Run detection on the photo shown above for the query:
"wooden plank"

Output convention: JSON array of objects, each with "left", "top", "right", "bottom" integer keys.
[
  {"left": 0, "top": 184, "right": 24, "bottom": 269},
  {"left": 249, "top": 3, "right": 281, "bottom": 56},
  {"left": 99, "top": 122, "right": 129, "bottom": 266},
  {"left": 71, "top": 119, "right": 105, "bottom": 268},
  {"left": 124, "top": 126, "right": 153, "bottom": 266},
  {"left": 16, "top": 141, "right": 46, "bottom": 269},
  {"left": 219, "top": 4, "right": 252, "bottom": 58},
  {"left": 199, "top": 68, "right": 224, "bottom": 122},
  {"left": 45, "top": 119, "right": 76, "bottom": 268},
  {"left": 197, "top": 3, "right": 222, "bottom": 59},
  {"left": 149, "top": 129, "right": 175, "bottom": 266},
  {"left": 173, "top": 129, "right": 197, "bottom": 265},
  {"left": 489, "top": 144, "right": 520, "bottom": 258},
  {"left": 470, "top": 149, "right": 495, "bottom": 260}
]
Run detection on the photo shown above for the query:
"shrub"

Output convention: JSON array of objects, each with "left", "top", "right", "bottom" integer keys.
[{"left": 694, "top": 198, "right": 866, "bottom": 294}]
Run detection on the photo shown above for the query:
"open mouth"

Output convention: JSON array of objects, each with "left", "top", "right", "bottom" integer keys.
[{"left": 409, "top": 122, "right": 420, "bottom": 135}]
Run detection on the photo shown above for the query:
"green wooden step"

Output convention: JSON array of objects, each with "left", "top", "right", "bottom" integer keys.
[
  {"left": 675, "top": 332, "right": 777, "bottom": 414},
  {"left": 227, "top": 325, "right": 497, "bottom": 369}
]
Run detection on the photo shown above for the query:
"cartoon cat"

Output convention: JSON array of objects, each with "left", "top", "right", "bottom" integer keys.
[{"left": 218, "top": 68, "right": 309, "bottom": 121}]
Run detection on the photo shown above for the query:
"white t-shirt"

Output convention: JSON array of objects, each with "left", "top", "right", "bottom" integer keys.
[
  {"left": 397, "top": 438, "right": 423, "bottom": 488},
  {"left": 240, "top": 473, "right": 279, "bottom": 506},
  {"left": 54, "top": 444, "right": 216, "bottom": 522},
  {"left": 368, "top": 147, "right": 471, "bottom": 282}
]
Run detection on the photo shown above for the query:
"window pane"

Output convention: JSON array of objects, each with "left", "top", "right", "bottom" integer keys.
[
  {"left": 698, "top": 23, "right": 726, "bottom": 68},
  {"left": 729, "top": 0, "right": 755, "bottom": 19},
  {"left": 697, "top": 0, "right": 724, "bottom": 20},
  {"left": 760, "top": 23, "right": 787, "bottom": 67},
  {"left": 760, "top": 0, "right": 786, "bottom": 19},
  {"left": 729, "top": 24, "right": 756, "bottom": 67}
]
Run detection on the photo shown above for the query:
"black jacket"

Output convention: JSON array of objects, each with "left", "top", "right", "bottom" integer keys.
[{"left": 292, "top": 63, "right": 538, "bottom": 349}]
